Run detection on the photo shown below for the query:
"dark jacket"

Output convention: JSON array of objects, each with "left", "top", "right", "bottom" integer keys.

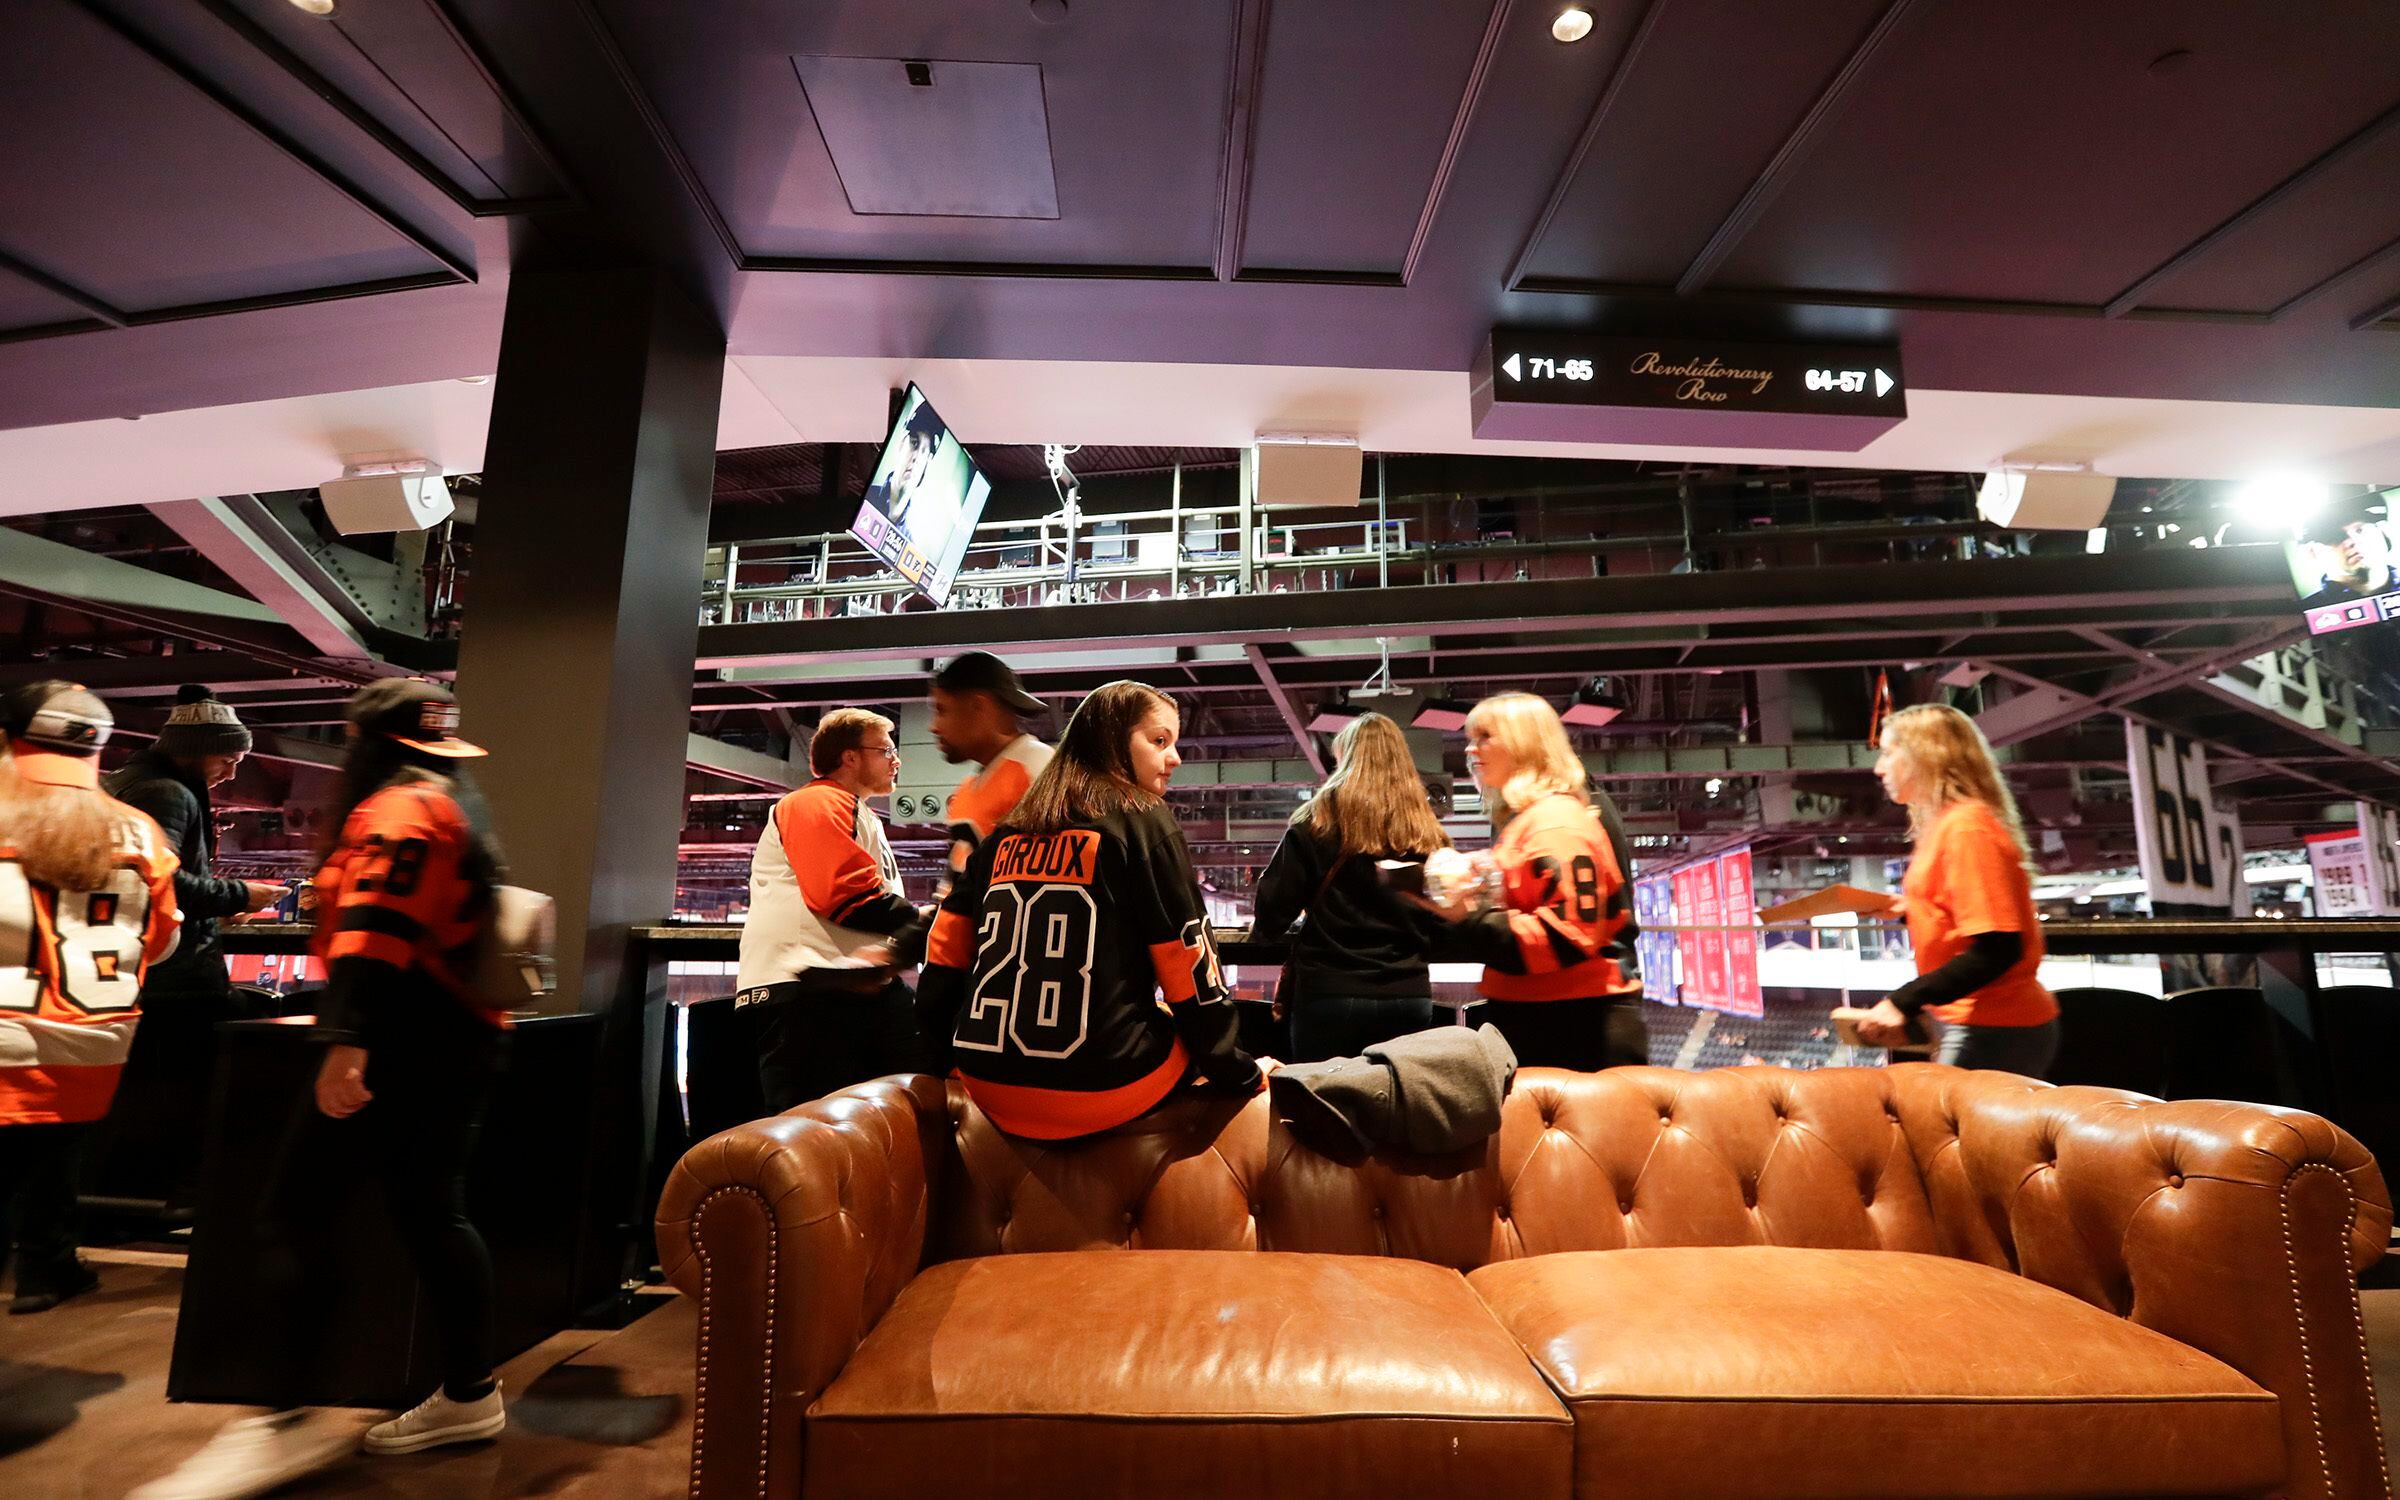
[
  {"left": 1270, "top": 1023, "right": 1518, "bottom": 1157},
  {"left": 104, "top": 749, "right": 251, "bottom": 994},
  {"left": 1251, "top": 819, "right": 1452, "bottom": 1003}
]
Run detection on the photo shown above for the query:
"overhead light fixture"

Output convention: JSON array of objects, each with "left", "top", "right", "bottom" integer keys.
[
  {"left": 1704, "top": 777, "right": 1725, "bottom": 797},
  {"left": 1937, "top": 663, "right": 1990, "bottom": 689},
  {"left": 1411, "top": 697, "right": 1471, "bottom": 733},
  {"left": 1552, "top": 5, "right": 1593, "bottom": 43},
  {"left": 1306, "top": 704, "right": 1360, "bottom": 735},
  {"left": 456, "top": 374, "right": 490, "bottom": 385},
  {"left": 1560, "top": 676, "right": 1627, "bottom": 728},
  {"left": 288, "top": 0, "right": 338, "bottom": 14},
  {"left": 2228, "top": 474, "right": 2328, "bottom": 529}
]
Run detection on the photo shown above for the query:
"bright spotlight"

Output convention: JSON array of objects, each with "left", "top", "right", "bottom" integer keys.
[
  {"left": 2230, "top": 475, "right": 2328, "bottom": 530},
  {"left": 1552, "top": 6, "right": 1594, "bottom": 43}
]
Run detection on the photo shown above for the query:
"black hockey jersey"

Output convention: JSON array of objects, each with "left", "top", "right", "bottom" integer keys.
[{"left": 919, "top": 800, "right": 1256, "bottom": 1140}]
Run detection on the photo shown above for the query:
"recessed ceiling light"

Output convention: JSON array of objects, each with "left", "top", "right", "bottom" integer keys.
[
  {"left": 457, "top": 375, "right": 491, "bottom": 385},
  {"left": 1552, "top": 6, "right": 1594, "bottom": 43},
  {"left": 289, "top": 0, "right": 338, "bottom": 14}
]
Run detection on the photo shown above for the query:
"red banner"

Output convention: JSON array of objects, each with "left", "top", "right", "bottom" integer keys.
[{"left": 1718, "top": 847, "right": 1764, "bottom": 1017}]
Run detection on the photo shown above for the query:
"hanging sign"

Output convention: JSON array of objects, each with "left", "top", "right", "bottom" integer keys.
[{"left": 2124, "top": 722, "right": 2241, "bottom": 910}]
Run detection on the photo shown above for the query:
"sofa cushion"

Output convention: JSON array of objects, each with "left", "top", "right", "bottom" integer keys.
[
  {"left": 808, "top": 1249, "right": 1573, "bottom": 1499},
  {"left": 1468, "top": 1246, "right": 2283, "bottom": 1500}
]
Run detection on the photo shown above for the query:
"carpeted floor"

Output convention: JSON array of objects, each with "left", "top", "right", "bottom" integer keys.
[
  {"left": 0, "top": 1252, "right": 691, "bottom": 1499},
  {"left": 6, "top": 1259, "right": 2400, "bottom": 1497}
]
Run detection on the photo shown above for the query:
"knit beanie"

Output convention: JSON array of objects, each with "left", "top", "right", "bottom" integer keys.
[{"left": 155, "top": 684, "right": 252, "bottom": 759}]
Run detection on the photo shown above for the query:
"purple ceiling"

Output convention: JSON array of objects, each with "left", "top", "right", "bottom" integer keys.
[{"left": 3, "top": 0, "right": 2398, "bottom": 435}]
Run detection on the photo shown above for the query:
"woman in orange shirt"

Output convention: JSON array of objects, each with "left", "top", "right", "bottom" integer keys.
[{"left": 1855, "top": 704, "right": 2059, "bottom": 1076}]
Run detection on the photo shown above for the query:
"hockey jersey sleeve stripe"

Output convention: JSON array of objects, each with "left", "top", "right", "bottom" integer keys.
[
  {"left": 336, "top": 904, "right": 427, "bottom": 942},
  {"left": 326, "top": 929, "right": 415, "bottom": 968},
  {"left": 926, "top": 908, "right": 975, "bottom": 970},
  {"left": 959, "top": 1042, "right": 1188, "bottom": 1141},
  {"left": 1149, "top": 938, "right": 1200, "bottom": 1003}
]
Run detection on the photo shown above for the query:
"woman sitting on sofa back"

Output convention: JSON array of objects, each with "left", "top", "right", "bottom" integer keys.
[{"left": 917, "top": 681, "right": 1270, "bottom": 1140}]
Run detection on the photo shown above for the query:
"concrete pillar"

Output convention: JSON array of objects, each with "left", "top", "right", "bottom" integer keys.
[
  {"left": 451, "top": 264, "right": 722, "bottom": 1313},
  {"left": 454, "top": 265, "right": 722, "bottom": 1013}
]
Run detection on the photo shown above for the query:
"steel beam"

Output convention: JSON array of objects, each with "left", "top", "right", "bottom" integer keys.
[
  {"left": 697, "top": 549, "right": 2295, "bottom": 670},
  {"left": 1243, "top": 644, "right": 1327, "bottom": 777},
  {"left": 685, "top": 733, "right": 802, "bottom": 791},
  {"left": 145, "top": 497, "right": 381, "bottom": 659},
  {"left": 1982, "top": 622, "right": 2300, "bottom": 746}
]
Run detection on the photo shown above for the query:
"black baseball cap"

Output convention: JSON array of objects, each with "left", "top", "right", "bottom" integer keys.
[
  {"left": 931, "top": 651, "right": 1044, "bottom": 716},
  {"left": 346, "top": 678, "right": 486, "bottom": 759}
]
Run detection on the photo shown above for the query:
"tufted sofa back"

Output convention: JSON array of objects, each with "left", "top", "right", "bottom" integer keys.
[{"left": 932, "top": 1064, "right": 1944, "bottom": 1268}]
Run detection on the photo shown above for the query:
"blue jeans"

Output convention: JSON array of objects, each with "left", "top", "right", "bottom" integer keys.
[
  {"left": 1287, "top": 995, "right": 1438, "bottom": 1064},
  {"left": 1937, "top": 1018, "right": 2059, "bottom": 1079}
]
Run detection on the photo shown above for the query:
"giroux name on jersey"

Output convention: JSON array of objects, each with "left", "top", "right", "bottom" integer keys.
[{"left": 989, "top": 828, "right": 1101, "bottom": 886}]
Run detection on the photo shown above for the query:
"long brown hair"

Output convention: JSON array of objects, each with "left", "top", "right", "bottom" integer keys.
[
  {"left": 0, "top": 742, "right": 124, "bottom": 892},
  {"left": 1297, "top": 712, "right": 1448, "bottom": 860},
  {"left": 1005, "top": 680, "right": 1176, "bottom": 834},
  {"left": 1880, "top": 703, "right": 2033, "bottom": 867}
]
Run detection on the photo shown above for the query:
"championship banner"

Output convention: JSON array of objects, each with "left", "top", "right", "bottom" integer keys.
[
  {"left": 1690, "top": 859, "right": 1723, "bottom": 1008},
  {"left": 1634, "top": 872, "right": 1679, "bottom": 1004},
  {"left": 2311, "top": 807, "right": 2400, "bottom": 917},
  {"left": 1719, "top": 847, "right": 1764, "bottom": 1017},
  {"left": 2124, "top": 721, "right": 2241, "bottom": 911}
]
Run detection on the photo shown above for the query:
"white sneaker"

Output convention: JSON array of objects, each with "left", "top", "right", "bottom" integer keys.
[
  {"left": 126, "top": 1410, "right": 354, "bottom": 1500},
  {"left": 362, "top": 1382, "right": 505, "bottom": 1455}
]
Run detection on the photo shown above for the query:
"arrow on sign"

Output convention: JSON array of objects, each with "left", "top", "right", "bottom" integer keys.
[
  {"left": 1502, "top": 353, "right": 1521, "bottom": 382},
  {"left": 1874, "top": 369, "right": 1894, "bottom": 398}
]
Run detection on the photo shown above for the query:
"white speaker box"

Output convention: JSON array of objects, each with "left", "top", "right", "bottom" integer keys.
[
  {"left": 317, "top": 473, "right": 455, "bottom": 534},
  {"left": 1253, "top": 434, "right": 1362, "bottom": 505},
  {"left": 1978, "top": 470, "right": 2116, "bottom": 531}
]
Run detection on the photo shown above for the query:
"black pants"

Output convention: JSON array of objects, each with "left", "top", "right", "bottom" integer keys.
[
  {"left": 258, "top": 1021, "right": 502, "bottom": 1407},
  {"left": 752, "top": 978, "right": 922, "bottom": 1115},
  {"left": 1478, "top": 995, "right": 1649, "bottom": 1072},
  {"left": 1287, "top": 995, "right": 1439, "bottom": 1064},
  {"left": 93, "top": 968, "right": 232, "bottom": 1209},
  {"left": 0, "top": 1122, "right": 88, "bottom": 1295}
]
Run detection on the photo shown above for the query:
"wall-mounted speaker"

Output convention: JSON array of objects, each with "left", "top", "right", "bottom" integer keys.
[
  {"left": 1977, "top": 470, "right": 2115, "bottom": 531},
  {"left": 318, "top": 473, "right": 454, "bottom": 535}
]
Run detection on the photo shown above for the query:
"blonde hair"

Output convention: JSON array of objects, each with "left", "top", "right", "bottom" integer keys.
[
  {"left": 1880, "top": 703, "right": 2033, "bottom": 865},
  {"left": 1298, "top": 713, "right": 1449, "bottom": 860},
  {"left": 0, "top": 741, "right": 124, "bottom": 892},
  {"left": 1465, "top": 692, "right": 1589, "bottom": 823},
  {"left": 809, "top": 708, "right": 895, "bottom": 777}
]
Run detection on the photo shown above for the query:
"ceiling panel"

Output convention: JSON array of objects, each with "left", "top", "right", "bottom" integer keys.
[
  {"left": 0, "top": 269, "right": 98, "bottom": 339},
  {"left": 215, "top": 0, "right": 567, "bottom": 203},
  {"left": 1235, "top": 0, "right": 1500, "bottom": 278},
  {"left": 2132, "top": 124, "right": 2400, "bottom": 314},
  {"left": 1516, "top": 0, "right": 1889, "bottom": 289},
  {"left": 592, "top": 0, "right": 1234, "bottom": 269},
  {"left": 1710, "top": 1, "right": 2400, "bottom": 305},
  {"left": 0, "top": 0, "right": 446, "bottom": 313}
]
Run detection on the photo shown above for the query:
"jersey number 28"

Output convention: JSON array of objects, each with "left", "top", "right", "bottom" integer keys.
[
  {"left": 954, "top": 883, "right": 1096, "bottom": 1060},
  {"left": 0, "top": 859, "right": 153, "bottom": 1015}
]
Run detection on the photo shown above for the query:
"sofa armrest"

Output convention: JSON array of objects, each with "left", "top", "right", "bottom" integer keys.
[
  {"left": 1890, "top": 1063, "right": 2393, "bottom": 1500},
  {"left": 656, "top": 1074, "right": 950, "bottom": 1500}
]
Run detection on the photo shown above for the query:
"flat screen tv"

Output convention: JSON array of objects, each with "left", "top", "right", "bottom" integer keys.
[
  {"left": 2286, "top": 490, "right": 2400, "bottom": 638},
  {"left": 848, "top": 385, "right": 992, "bottom": 605}
]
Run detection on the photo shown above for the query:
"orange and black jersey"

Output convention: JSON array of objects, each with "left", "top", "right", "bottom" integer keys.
[
  {"left": 0, "top": 807, "right": 180, "bottom": 1125},
  {"left": 936, "top": 735, "right": 1050, "bottom": 902},
  {"left": 917, "top": 801, "right": 1255, "bottom": 1140},
  {"left": 1445, "top": 790, "right": 1641, "bottom": 1003},
  {"left": 311, "top": 778, "right": 500, "bottom": 1039}
]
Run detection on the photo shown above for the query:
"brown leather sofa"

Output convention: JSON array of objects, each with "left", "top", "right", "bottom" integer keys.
[{"left": 657, "top": 1063, "right": 2393, "bottom": 1500}]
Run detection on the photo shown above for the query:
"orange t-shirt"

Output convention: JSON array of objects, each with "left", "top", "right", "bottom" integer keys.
[{"left": 1901, "top": 800, "right": 2057, "bottom": 1028}]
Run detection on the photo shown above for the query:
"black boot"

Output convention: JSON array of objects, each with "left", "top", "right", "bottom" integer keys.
[{"left": 9, "top": 1256, "right": 99, "bottom": 1314}]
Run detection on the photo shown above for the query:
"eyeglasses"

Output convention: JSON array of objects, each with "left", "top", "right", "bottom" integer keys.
[{"left": 863, "top": 743, "right": 900, "bottom": 759}]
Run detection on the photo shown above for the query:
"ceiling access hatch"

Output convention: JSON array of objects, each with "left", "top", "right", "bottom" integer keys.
[{"left": 793, "top": 55, "right": 1059, "bottom": 219}]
